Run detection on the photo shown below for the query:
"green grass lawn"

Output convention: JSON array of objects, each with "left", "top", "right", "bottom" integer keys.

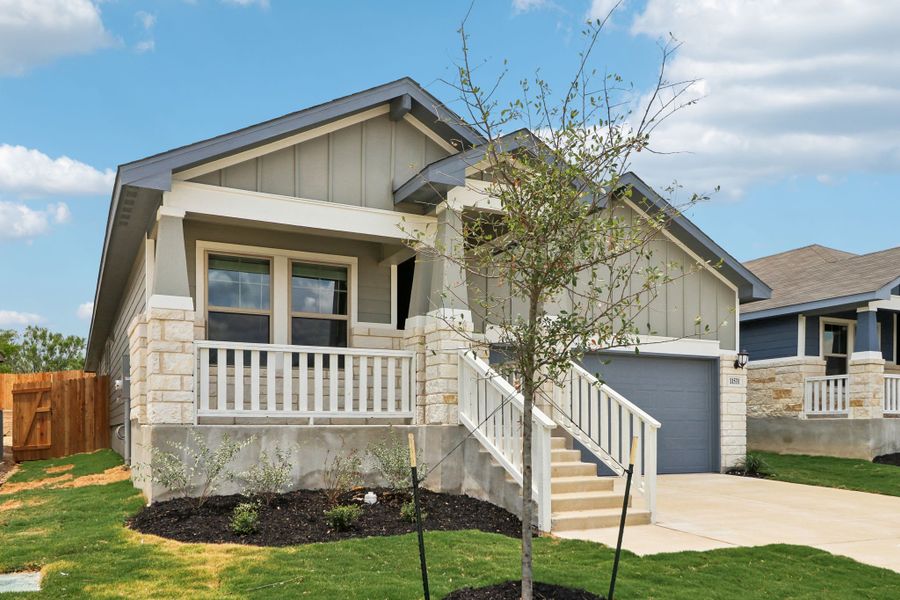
[
  {"left": 755, "top": 451, "right": 900, "bottom": 497},
  {"left": 1, "top": 451, "right": 899, "bottom": 599}
]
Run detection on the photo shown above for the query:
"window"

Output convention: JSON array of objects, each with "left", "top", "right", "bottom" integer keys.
[
  {"left": 206, "top": 254, "right": 271, "bottom": 343},
  {"left": 822, "top": 322, "right": 849, "bottom": 376},
  {"left": 290, "top": 262, "right": 349, "bottom": 347}
]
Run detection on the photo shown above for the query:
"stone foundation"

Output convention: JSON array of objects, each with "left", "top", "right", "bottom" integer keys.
[{"left": 747, "top": 357, "right": 826, "bottom": 417}]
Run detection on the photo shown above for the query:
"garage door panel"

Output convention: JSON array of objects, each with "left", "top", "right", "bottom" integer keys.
[{"left": 580, "top": 352, "right": 718, "bottom": 474}]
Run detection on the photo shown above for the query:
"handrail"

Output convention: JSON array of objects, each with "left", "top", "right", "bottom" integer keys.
[
  {"left": 804, "top": 374, "right": 849, "bottom": 415},
  {"left": 457, "top": 350, "right": 554, "bottom": 532},
  {"left": 568, "top": 362, "right": 661, "bottom": 428}
]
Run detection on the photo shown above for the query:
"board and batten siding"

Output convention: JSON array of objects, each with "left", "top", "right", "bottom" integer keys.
[
  {"left": 98, "top": 241, "right": 146, "bottom": 451},
  {"left": 188, "top": 114, "right": 450, "bottom": 210},
  {"left": 467, "top": 202, "right": 739, "bottom": 350},
  {"left": 184, "top": 221, "right": 393, "bottom": 326},
  {"left": 741, "top": 315, "right": 798, "bottom": 360}
]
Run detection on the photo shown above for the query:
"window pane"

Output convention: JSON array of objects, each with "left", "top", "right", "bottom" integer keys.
[
  {"left": 208, "top": 312, "right": 270, "bottom": 344},
  {"left": 825, "top": 356, "right": 847, "bottom": 376},
  {"left": 292, "top": 317, "right": 347, "bottom": 347},
  {"left": 208, "top": 255, "right": 270, "bottom": 310},
  {"left": 291, "top": 262, "right": 348, "bottom": 315},
  {"left": 823, "top": 324, "right": 848, "bottom": 356}
]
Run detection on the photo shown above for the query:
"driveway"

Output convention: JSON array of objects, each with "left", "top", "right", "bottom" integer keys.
[{"left": 558, "top": 473, "right": 900, "bottom": 573}]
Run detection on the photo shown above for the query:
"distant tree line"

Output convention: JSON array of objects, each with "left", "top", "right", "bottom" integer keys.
[{"left": 0, "top": 326, "right": 86, "bottom": 373}]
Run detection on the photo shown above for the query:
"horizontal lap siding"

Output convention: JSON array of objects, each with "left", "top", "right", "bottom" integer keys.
[
  {"left": 100, "top": 244, "right": 146, "bottom": 428},
  {"left": 742, "top": 315, "right": 798, "bottom": 360}
]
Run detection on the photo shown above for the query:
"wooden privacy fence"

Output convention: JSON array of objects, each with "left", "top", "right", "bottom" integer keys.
[
  {"left": 0, "top": 370, "right": 84, "bottom": 410},
  {"left": 12, "top": 375, "right": 109, "bottom": 462}
]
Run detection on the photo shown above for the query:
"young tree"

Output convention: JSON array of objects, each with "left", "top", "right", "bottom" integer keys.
[
  {"left": 0, "top": 330, "right": 18, "bottom": 374},
  {"left": 10, "top": 326, "right": 86, "bottom": 373},
  {"left": 415, "top": 10, "right": 708, "bottom": 599}
]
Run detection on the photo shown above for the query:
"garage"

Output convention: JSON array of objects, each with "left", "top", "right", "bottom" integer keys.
[{"left": 580, "top": 352, "right": 720, "bottom": 474}]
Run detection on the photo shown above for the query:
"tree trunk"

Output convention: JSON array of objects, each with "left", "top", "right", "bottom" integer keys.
[{"left": 520, "top": 293, "right": 540, "bottom": 600}]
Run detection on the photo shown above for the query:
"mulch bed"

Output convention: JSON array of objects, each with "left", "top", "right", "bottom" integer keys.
[
  {"left": 874, "top": 453, "right": 900, "bottom": 467},
  {"left": 128, "top": 487, "right": 523, "bottom": 546},
  {"left": 724, "top": 469, "right": 767, "bottom": 479},
  {"left": 444, "top": 581, "right": 605, "bottom": 599}
]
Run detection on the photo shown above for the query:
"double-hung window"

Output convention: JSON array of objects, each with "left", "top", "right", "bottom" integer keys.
[
  {"left": 206, "top": 254, "right": 272, "bottom": 343},
  {"left": 290, "top": 262, "right": 349, "bottom": 347},
  {"left": 822, "top": 322, "right": 849, "bottom": 376}
]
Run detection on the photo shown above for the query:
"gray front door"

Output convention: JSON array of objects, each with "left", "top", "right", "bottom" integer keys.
[{"left": 580, "top": 352, "right": 719, "bottom": 474}]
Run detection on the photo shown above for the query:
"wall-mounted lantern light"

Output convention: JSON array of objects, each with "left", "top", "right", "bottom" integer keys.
[{"left": 734, "top": 349, "right": 749, "bottom": 370}]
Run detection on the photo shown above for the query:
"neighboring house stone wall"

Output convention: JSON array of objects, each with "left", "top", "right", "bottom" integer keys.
[{"left": 746, "top": 357, "right": 826, "bottom": 417}]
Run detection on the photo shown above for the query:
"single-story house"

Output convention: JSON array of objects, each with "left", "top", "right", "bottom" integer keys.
[
  {"left": 741, "top": 244, "right": 900, "bottom": 459},
  {"left": 84, "top": 77, "right": 768, "bottom": 532}
]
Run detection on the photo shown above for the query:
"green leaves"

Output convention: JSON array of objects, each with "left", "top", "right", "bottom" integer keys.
[{"left": 0, "top": 326, "right": 85, "bottom": 373}]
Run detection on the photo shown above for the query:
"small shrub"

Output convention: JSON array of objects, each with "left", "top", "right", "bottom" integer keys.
[
  {"left": 143, "top": 431, "right": 254, "bottom": 508},
  {"left": 367, "top": 432, "right": 427, "bottom": 494},
  {"left": 230, "top": 501, "right": 260, "bottom": 535},
  {"left": 322, "top": 449, "right": 362, "bottom": 506},
  {"left": 400, "top": 499, "right": 426, "bottom": 524},
  {"left": 237, "top": 445, "right": 295, "bottom": 506},
  {"left": 738, "top": 452, "right": 770, "bottom": 476},
  {"left": 324, "top": 504, "right": 362, "bottom": 531}
]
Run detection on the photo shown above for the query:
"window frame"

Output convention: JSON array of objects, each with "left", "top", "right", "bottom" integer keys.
[
  {"left": 204, "top": 250, "right": 275, "bottom": 343},
  {"left": 289, "top": 259, "right": 351, "bottom": 347},
  {"left": 819, "top": 317, "right": 855, "bottom": 376}
]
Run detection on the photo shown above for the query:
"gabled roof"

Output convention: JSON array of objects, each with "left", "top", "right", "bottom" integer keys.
[
  {"left": 86, "top": 78, "right": 483, "bottom": 370},
  {"left": 741, "top": 244, "right": 900, "bottom": 320},
  {"left": 395, "top": 150, "right": 770, "bottom": 302}
]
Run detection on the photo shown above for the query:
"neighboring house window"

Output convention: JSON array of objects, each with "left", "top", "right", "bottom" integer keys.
[
  {"left": 822, "top": 322, "right": 849, "bottom": 376},
  {"left": 290, "top": 262, "right": 348, "bottom": 347},
  {"left": 207, "top": 254, "right": 272, "bottom": 343}
]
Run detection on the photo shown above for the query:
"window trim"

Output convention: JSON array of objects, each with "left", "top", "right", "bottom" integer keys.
[
  {"left": 196, "top": 240, "right": 373, "bottom": 346},
  {"left": 819, "top": 317, "right": 854, "bottom": 375}
]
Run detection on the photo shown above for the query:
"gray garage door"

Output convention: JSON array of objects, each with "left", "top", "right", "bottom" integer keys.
[{"left": 580, "top": 352, "right": 719, "bottom": 474}]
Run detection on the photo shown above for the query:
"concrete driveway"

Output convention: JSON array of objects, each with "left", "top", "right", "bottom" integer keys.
[{"left": 559, "top": 473, "right": 900, "bottom": 573}]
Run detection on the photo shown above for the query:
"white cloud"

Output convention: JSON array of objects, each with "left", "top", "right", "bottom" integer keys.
[
  {"left": 512, "top": 0, "right": 548, "bottom": 12},
  {"left": 0, "top": 200, "right": 71, "bottom": 241},
  {"left": 0, "top": 0, "right": 114, "bottom": 75},
  {"left": 0, "top": 310, "right": 43, "bottom": 327},
  {"left": 76, "top": 301, "right": 93, "bottom": 320},
  {"left": 134, "top": 10, "right": 155, "bottom": 53},
  {"left": 134, "top": 39, "right": 154, "bottom": 53},
  {"left": 587, "top": 0, "right": 625, "bottom": 20},
  {"left": 136, "top": 10, "right": 155, "bottom": 30},
  {"left": 628, "top": 0, "right": 900, "bottom": 197},
  {"left": 0, "top": 144, "right": 114, "bottom": 197},
  {"left": 221, "top": 0, "right": 270, "bottom": 7}
]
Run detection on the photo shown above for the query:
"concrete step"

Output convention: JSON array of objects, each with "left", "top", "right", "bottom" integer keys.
[
  {"left": 551, "top": 490, "right": 628, "bottom": 512},
  {"left": 550, "top": 448, "right": 582, "bottom": 463},
  {"left": 551, "top": 508, "right": 650, "bottom": 531},
  {"left": 551, "top": 436, "right": 568, "bottom": 449},
  {"left": 551, "top": 462, "right": 598, "bottom": 478},
  {"left": 551, "top": 476, "right": 615, "bottom": 494}
]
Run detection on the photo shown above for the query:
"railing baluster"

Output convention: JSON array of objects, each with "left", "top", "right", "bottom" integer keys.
[
  {"left": 298, "top": 352, "right": 308, "bottom": 412},
  {"left": 266, "top": 351, "right": 276, "bottom": 412},
  {"left": 282, "top": 351, "right": 292, "bottom": 412},
  {"left": 401, "top": 357, "right": 410, "bottom": 414},
  {"left": 344, "top": 355, "right": 354, "bottom": 413},
  {"left": 387, "top": 357, "right": 396, "bottom": 413},
  {"left": 216, "top": 348, "right": 226, "bottom": 412},
  {"left": 329, "top": 353, "right": 338, "bottom": 412},
  {"left": 373, "top": 356, "right": 382, "bottom": 412},
  {"left": 359, "top": 356, "right": 368, "bottom": 413},
  {"left": 250, "top": 351, "right": 260, "bottom": 412},
  {"left": 234, "top": 350, "right": 244, "bottom": 411},
  {"left": 313, "top": 353, "right": 323, "bottom": 413},
  {"left": 199, "top": 347, "right": 210, "bottom": 414}
]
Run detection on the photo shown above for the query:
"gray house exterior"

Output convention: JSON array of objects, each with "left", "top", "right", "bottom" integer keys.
[
  {"left": 741, "top": 244, "right": 900, "bottom": 459},
  {"left": 85, "top": 78, "right": 768, "bottom": 530}
]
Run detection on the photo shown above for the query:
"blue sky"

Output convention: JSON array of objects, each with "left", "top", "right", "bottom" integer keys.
[{"left": 1, "top": 0, "right": 898, "bottom": 337}]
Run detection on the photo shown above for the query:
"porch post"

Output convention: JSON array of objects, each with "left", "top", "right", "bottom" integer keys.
[{"left": 848, "top": 307, "right": 884, "bottom": 419}]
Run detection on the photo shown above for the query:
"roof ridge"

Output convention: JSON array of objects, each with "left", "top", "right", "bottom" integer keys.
[{"left": 745, "top": 243, "right": 853, "bottom": 265}]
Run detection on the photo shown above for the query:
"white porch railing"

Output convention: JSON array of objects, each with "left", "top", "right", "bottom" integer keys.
[
  {"left": 550, "top": 363, "right": 660, "bottom": 520},
  {"left": 457, "top": 350, "right": 556, "bottom": 532},
  {"left": 804, "top": 375, "right": 849, "bottom": 416},
  {"left": 885, "top": 375, "right": 900, "bottom": 415},
  {"left": 194, "top": 341, "right": 415, "bottom": 421}
]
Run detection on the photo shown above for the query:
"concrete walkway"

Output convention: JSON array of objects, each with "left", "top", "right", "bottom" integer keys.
[{"left": 558, "top": 473, "right": 900, "bottom": 573}]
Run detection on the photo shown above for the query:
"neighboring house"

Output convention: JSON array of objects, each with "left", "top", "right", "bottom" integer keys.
[
  {"left": 741, "top": 244, "right": 900, "bottom": 459},
  {"left": 84, "top": 78, "right": 768, "bottom": 531}
]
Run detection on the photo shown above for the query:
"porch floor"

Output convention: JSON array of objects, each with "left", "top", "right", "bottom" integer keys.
[{"left": 557, "top": 473, "right": 900, "bottom": 573}]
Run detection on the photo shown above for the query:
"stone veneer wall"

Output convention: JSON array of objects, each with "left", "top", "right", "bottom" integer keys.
[
  {"left": 848, "top": 356, "right": 884, "bottom": 419},
  {"left": 746, "top": 357, "right": 826, "bottom": 417},
  {"left": 719, "top": 353, "right": 748, "bottom": 470}
]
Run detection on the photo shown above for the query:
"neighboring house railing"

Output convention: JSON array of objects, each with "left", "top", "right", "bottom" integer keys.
[
  {"left": 194, "top": 341, "right": 415, "bottom": 422},
  {"left": 550, "top": 362, "right": 660, "bottom": 521},
  {"left": 803, "top": 375, "right": 849, "bottom": 416},
  {"left": 457, "top": 350, "right": 555, "bottom": 532},
  {"left": 885, "top": 375, "right": 900, "bottom": 416}
]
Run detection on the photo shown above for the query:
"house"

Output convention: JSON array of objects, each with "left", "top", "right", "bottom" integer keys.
[
  {"left": 84, "top": 78, "right": 768, "bottom": 531},
  {"left": 741, "top": 244, "right": 900, "bottom": 459}
]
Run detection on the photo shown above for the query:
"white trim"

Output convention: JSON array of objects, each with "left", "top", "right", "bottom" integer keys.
[
  {"left": 401, "top": 113, "right": 457, "bottom": 154},
  {"left": 797, "top": 314, "right": 806, "bottom": 357},
  {"left": 173, "top": 105, "right": 391, "bottom": 181},
  {"left": 272, "top": 255, "right": 289, "bottom": 344},
  {"left": 857, "top": 305, "right": 878, "bottom": 313},
  {"left": 869, "top": 295, "right": 900, "bottom": 312},
  {"left": 390, "top": 264, "right": 398, "bottom": 329},
  {"left": 894, "top": 313, "right": 898, "bottom": 365},
  {"left": 597, "top": 335, "right": 722, "bottom": 358},
  {"left": 820, "top": 317, "right": 855, "bottom": 373},
  {"left": 148, "top": 294, "right": 194, "bottom": 310},
  {"left": 747, "top": 356, "right": 825, "bottom": 368},
  {"left": 850, "top": 351, "right": 884, "bottom": 361},
  {"left": 165, "top": 181, "right": 435, "bottom": 243},
  {"left": 157, "top": 206, "right": 186, "bottom": 220},
  {"left": 144, "top": 237, "right": 155, "bottom": 307}
]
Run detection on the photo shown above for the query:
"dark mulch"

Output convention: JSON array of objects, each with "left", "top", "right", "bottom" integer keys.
[
  {"left": 444, "top": 581, "right": 605, "bottom": 600},
  {"left": 725, "top": 468, "right": 767, "bottom": 479},
  {"left": 128, "top": 487, "right": 523, "bottom": 546},
  {"left": 874, "top": 452, "right": 900, "bottom": 467}
]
